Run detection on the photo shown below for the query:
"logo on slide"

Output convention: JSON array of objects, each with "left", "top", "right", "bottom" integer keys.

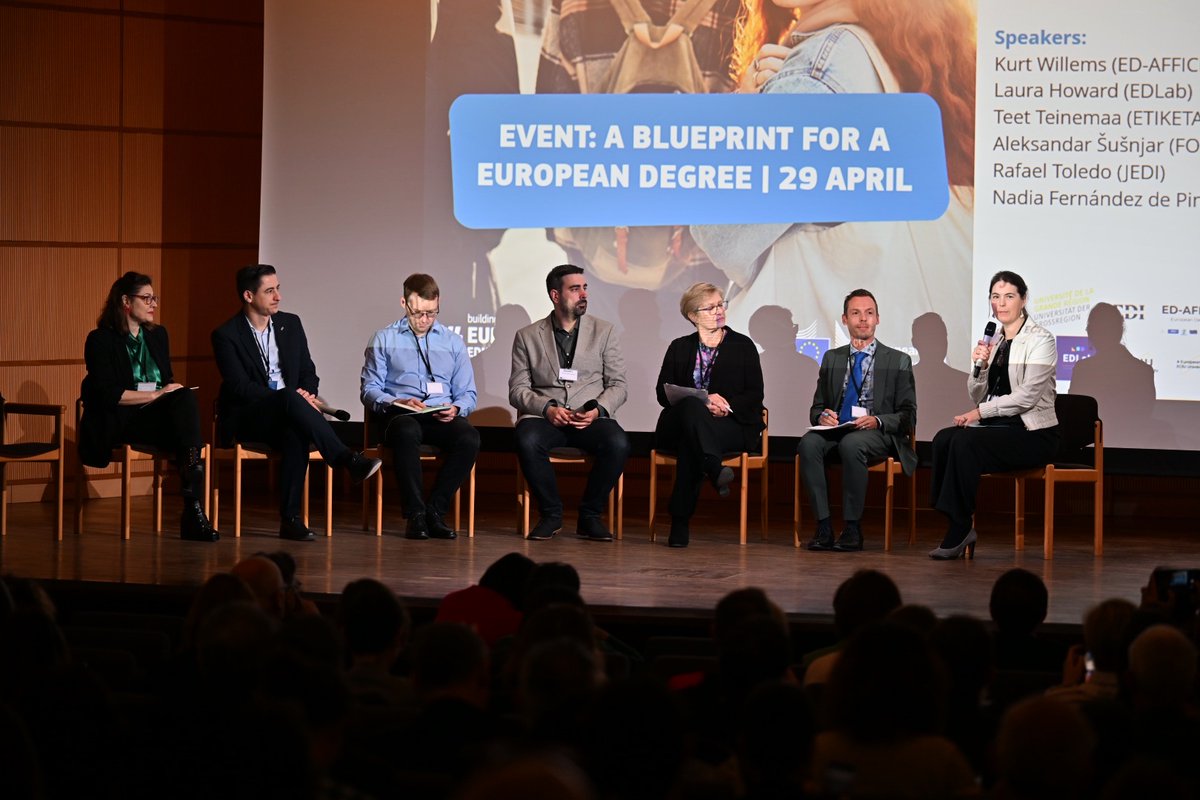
[
  {"left": 796, "top": 337, "right": 831, "bottom": 364},
  {"left": 1114, "top": 303, "right": 1144, "bottom": 320},
  {"left": 1056, "top": 337, "right": 1095, "bottom": 381}
]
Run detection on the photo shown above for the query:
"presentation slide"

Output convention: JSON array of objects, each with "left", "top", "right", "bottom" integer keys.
[{"left": 261, "top": 0, "right": 1199, "bottom": 451}]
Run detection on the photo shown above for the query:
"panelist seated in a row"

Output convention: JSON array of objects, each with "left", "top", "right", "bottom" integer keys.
[
  {"left": 211, "top": 265, "right": 383, "bottom": 542},
  {"left": 360, "top": 273, "right": 479, "bottom": 541}
]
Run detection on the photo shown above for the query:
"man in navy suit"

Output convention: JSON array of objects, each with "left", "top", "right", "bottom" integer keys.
[{"left": 212, "top": 264, "right": 381, "bottom": 541}]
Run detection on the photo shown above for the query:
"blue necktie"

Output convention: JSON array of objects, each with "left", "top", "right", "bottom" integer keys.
[{"left": 839, "top": 351, "right": 866, "bottom": 424}]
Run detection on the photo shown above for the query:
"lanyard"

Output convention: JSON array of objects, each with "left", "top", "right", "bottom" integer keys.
[
  {"left": 410, "top": 328, "right": 434, "bottom": 380},
  {"left": 251, "top": 319, "right": 272, "bottom": 376}
]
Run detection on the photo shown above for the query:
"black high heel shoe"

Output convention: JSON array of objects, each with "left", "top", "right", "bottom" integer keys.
[{"left": 929, "top": 528, "right": 977, "bottom": 560}]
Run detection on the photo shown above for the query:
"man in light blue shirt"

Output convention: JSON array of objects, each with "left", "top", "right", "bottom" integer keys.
[{"left": 361, "top": 274, "right": 479, "bottom": 539}]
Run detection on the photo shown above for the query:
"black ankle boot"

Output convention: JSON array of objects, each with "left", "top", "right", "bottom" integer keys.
[
  {"left": 668, "top": 517, "right": 690, "bottom": 548},
  {"left": 178, "top": 448, "right": 219, "bottom": 542}
]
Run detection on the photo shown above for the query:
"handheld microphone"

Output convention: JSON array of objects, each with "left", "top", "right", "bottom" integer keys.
[
  {"left": 973, "top": 322, "right": 997, "bottom": 379},
  {"left": 316, "top": 399, "right": 352, "bottom": 421}
]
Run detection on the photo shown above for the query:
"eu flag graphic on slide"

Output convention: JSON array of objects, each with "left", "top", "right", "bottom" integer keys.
[{"left": 796, "top": 337, "right": 830, "bottom": 364}]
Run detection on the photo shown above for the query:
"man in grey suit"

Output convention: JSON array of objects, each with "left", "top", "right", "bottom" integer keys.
[
  {"left": 799, "top": 289, "right": 917, "bottom": 552},
  {"left": 509, "top": 264, "right": 630, "bottom": 541}
]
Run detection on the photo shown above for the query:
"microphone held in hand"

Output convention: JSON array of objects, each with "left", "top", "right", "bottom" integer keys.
[{"left": 973, "top": 321, "right": 997, "bottom": 379}]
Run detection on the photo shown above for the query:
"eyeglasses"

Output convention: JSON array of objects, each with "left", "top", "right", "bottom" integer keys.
[
  {"left": 409, "top": 309, "right": 439, "bottom": 321},
  {"left": 129, "top": 293, "right": 159, "bottom": 305},
  {"left": 694, "top": 300, "right": 729, "bottom": 315}
]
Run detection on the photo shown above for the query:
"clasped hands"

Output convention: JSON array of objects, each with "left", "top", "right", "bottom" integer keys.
[{"left": 546, "top": 404, "right": 597, "bottom": 429}]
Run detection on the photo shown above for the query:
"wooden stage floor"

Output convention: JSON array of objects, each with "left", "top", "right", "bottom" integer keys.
[{"left": 4, "top": 494, "right": 1197, "bottom": 626}]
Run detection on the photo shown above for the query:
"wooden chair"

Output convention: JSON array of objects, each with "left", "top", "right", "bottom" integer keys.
[
  {"left": 792, "top": 429, "right": 918, "bottom": 551},
  {"left": 988, "top": 394, "right": 1104, "bottom": 560},
  {"left": 0, "top": 399, "right": 66, "bottom": 540},
  {"left": 517, "top": 448, "right": 624, "bottom": 539},
  {"left": 210, "top": 406, "right": 332, "bottom": 538},
  {"left": 74, "top": 399, "right": 210, "bottom": 539},
  {"left": 361, "top": 411, "right": 475, "bottom": 537},
  {"left": 648, "top": 409, "right": 769, "bottom": 546}
]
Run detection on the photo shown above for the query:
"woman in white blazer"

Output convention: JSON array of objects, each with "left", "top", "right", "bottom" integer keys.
[{"left": 928, "top": 271, "right": 1060, "bottom": 559}]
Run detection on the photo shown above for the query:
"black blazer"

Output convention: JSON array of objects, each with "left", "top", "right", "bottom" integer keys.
[
  {"left": 808, "top": 341, "right": 918, "bottom": 475},
  {"left": 211, "top": 311, "right": 319, "bottom": 445},
  {"left": 655, "top": 328, "right": 765, "bottom": 443},
  {"left": 79, "top": 325, "right": 175, "bottom": 468}
]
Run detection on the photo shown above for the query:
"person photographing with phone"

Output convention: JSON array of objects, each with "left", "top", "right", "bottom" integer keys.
[{"left": 509, "top": 265, "right": 629, "bottom": 542}]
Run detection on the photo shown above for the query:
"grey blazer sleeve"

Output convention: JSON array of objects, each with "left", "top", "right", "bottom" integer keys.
[{"left": 594, "top": 323, "right": 627, "bottom": 416}]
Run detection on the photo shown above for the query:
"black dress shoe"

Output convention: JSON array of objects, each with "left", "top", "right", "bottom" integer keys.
[
  {"left": 711, "top": 465, "right": 735, "bottom": 497},
  {"left": 279, "top": 516, "right": 316, "bottom": 541},
  {"left": 576, "top": 516, "right": 613, "bottom": 542},
  {"left": 405, "top": 514, "right": 430, "bottom": 540},
  {"left": 667, "top": 517, "right": 689, "bottom": 548},
  {"left": 832, "top": 521, "right": 863, "bottom": 552},
  {"left": 806, "top": 519, "right": 835, "bottom": 551},
  {"left": 527, "top": 516, "right": 562, "bottom": 541},
  {"left": 180, "top": 501, "right": 219, "bottom": 542},
  {"left": 344, "top": 451, "right": 383, "bottom": 484},
  {"left": 425, "top": 510, "right": 457, "bottom": 540}
]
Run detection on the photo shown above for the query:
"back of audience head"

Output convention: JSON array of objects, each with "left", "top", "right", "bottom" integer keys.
[
  {"left": 991, "top": 568, "right": 1049, "bottom": 637},
  {"left": 2, "top": 576, "right": 56, "bottom": 620},
  {"left": 832, "top": 570, "right": 902, "bottom": 640},
  {"left": 737, "top": 682, "right": 815, "bottom": 798},
  {"left": 826, "top": 622, "right": 944, "bottom": 744},
  {"left": 457, "top": 754, "right": 595, "bottom": 800},
  {"left": 411, "top": 622, "right": 489, "bottom": 706},
  {"left": 230, "top": 556, "right": 287, "bottom": 618},
  {"left": 523, "top": 561, "right": 581, "bottom": 610},
  {"left": 194, "top": 601, "right": 277, "bottom": 689},
  {"left": 887, "top": 603, "right": 939, "bottom": 638},
  {"left": 714, "top": 587, "right": 785, "bottom": 644},
  {"left": 184, "top": 573, "right": 255, "bottom": 652},
  {"left": 337, "top": 578, "right": 410, "bottom": 664},
  {"left": 479, "top": 552, "right": 537, "bottom": 609},
  {"left": 1083, "top": 598, "right": 1137, "bottom": 674},
  {"left": 1127, "top": 624, "right": 1197, "bottom": 711},
  {"left": 930, "top": 615, "right": 994, "bottom": 700},
  {"left": 587, "top": 678, "right": 686, "bottom": 800},
  {"left": 519, "top": 637, "right": 603, "bottom": 741},
  {"left": 718, "top": 614, "right": 793, "bottom": 694},
  {"left": 994, "top": 696, "right": 1094, "bottom": 800}
]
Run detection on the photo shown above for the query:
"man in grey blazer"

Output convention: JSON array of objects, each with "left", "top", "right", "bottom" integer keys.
[
  {"left": 509, "top": 265, "right": 630, "bottom": 541},
  {"left": 799, "top": 289, "right": 918, "bottom": 552}
]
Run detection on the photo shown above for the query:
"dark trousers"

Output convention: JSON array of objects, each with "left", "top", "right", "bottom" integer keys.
[
  {"left": 382, "top": 412, "right": 480, "bottom": 518},
  {"left": 654, "top": 397, "right": 748, "bottom": 520},
  {"left": 514, "top": 416, "right": 629, "bottom": 520},
  {"left": 797, "top": 427, "right": 890, "bottom": 522},
  {"left": 119, "top": 388, "right": 203, "bottom": 454},
  {"left": 233, "top": 390, "right": 351, "bottom": 519},
  {"left": 930, "top": 423, "right": 1060, "bottom": 525}
]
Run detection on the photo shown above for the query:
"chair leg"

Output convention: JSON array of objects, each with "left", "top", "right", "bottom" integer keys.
[
  {"left": 647, "top": 451, "right": 658, "bottom": 542},
  {"left": 234, "top": 449, "right": 244, "bottom": 538},
  {"left": 453, "top": 486, "right": 462, "bottom": 532},
  {"left": 883, "top": 460, "right": 895, "bottom": 552},
  {"left": 153, "top": 457, "right": 163, "bottom": 534},
  {"left": 1014, "top": 477, "right": 1026, "bottom": 551},
  {"left": 617, "top": 472, "right": 624, "bottom": 540},
  {"left": 324, "top": 463, "right": 333, "bottom": 537},
  {"left": 211, "top": 455, "right": 221, "bottom": 532},
  {"left": 1093, "top": 474, "right": 1104, "bottom": 556},
  {"left": 121, "top": 448, "right": 132, "bottom": 540},
  {"left": 739, "top": 453, "right": 749, "bottom": 546},
  {"left": 202, "top": 446, "right": 211, "bottom": 517},
  {"left": 907, "top": 467, "right": 917, "bottom": 546},
  {"left": 302, "top": 465, "right": 310, "bottom": 528},
  {"left": 520, "top": 467, "right": 531, "bottom": 538},
  {"left": 75, "top": 460, "right": 85, "bottom": 535},
  {"left": 760, "top": 461, "right": 769, "bottom": 541},
  {"left": 467, "top": 464, "right": 476, "bottom": 538},
  {"left": 793, "top": 454, "right": 801, "bottom": 548},
  {"left": 1, "top": 472, "right": 7, "bottom": 537},
  {"left": 374, "top": 464, "right": 384, "bottom": 536},
  {"left": 55, "top": 450, "right": 65, "bottom": 541},
  {"left": 1043, "top": 471, "right": 1054, "bottom": 560}
]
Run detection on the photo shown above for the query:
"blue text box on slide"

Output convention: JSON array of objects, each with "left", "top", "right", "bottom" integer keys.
[{"left": 449, "top": 93, "right": 950, "bottom": 229}]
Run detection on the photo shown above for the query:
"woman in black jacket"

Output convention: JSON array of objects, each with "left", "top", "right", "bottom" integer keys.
[
  {"left": 654, "top": 283, "right": 765, "bottom": 547},
  {"left": 79, "top": 272, "right": 218, "bottom": 541}
]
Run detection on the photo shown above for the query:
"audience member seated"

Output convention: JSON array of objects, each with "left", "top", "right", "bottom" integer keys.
[
  {"left": 811, "top": 621, "right": 979, "bottom": 798},
  {"left": 803, "top": 569, "right": 902, "bottom": 687},
  {"left": 736, "top": 681, "right": 815, "bottom": 800},
  {"left": 1045, "top": 598, "right": 1136, "bottom": 707},
  {"left": 336, "top": 578, "right": 414, "bottom": 710},
  {"left": 992, "top": 696, "right": 1094, "bottom": 800},
  {"left": 990, "top": 568, "right": 1065, "bottom": 673},
  {"left": 435, "top": 552, "right": 534, "bottom": 647},
  {"left": 930, "top": 615, "right": 997, "bottom": 784}
]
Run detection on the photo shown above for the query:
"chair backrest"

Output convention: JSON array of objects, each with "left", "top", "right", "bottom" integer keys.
[{"left": 1053, "top": 394, "right": 1100, "bottom": 466}]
